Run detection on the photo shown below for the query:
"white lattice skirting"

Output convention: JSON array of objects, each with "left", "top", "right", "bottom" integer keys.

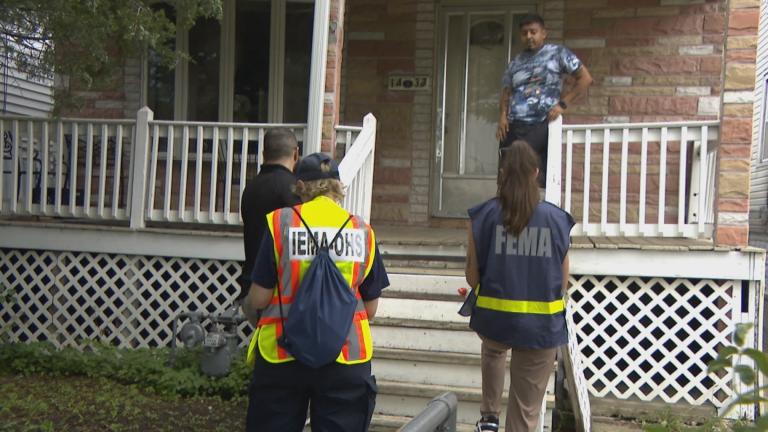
[
  {"left": 0, "top": 248, "right": 249, "bottom": 348},
  {"left": 568, "top": 275, "right": 757, "bottom": 412},
  {"left": 0, "top": 248, "right": 760, "bottom": 414}
]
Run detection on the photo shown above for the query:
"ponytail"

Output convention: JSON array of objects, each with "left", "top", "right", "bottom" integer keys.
[{"left": 498, "top": 140, "right": 540, "bottom": 236}]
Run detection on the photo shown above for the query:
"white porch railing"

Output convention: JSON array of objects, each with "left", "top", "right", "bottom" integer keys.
[
  {"left": 0, "top": 116, "right": 135, "bottom": 220},
  {"left": 546, "top": 117, "right": 718, "bottom": 238},
  {"left": 339, "top": 114, "right": 376, "bottom": 221},
  {"left": 144, "top": 114, "right": 308, "bottom": 225},
  {"left": 0, "top": 109, "right": 377, "bottom": 227}
]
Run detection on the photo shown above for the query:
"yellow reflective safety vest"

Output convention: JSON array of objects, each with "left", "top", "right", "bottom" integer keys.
[{"left": 246, "top": 196, "right": 376, "bottom": 366}]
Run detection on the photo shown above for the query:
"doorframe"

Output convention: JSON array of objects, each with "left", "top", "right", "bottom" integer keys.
[{"left": 430, "top": 2, "right": 537, "bottom": 217}]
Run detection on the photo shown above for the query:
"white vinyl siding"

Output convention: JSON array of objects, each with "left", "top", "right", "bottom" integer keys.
[
  {"left": 750, "top": 1, "right": 768, "bottom": 238},
  {"left": 0, "top": 41, "right": 54, "bottom": 117}
]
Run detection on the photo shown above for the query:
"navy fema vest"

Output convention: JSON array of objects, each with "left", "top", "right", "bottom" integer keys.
[{"left": 468, "top": 198, "right": 575, "bottom": 349}]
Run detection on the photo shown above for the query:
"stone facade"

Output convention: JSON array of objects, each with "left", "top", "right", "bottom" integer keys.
[{"left": 717, "top": 0, "right": 759, "bottom": 246}]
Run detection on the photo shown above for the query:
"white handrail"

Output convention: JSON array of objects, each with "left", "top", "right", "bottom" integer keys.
[{"left": 339, "top": 113, "right": 377, "bottom": 220}]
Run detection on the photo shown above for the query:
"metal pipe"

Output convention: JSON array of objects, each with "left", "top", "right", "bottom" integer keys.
[{"left": 398, "top": 392, "right": 458, "bottom": 432}]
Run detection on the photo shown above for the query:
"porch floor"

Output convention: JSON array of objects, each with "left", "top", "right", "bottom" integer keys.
[{"left": 374, "top": 224, "right": 751, "bottom": 253}]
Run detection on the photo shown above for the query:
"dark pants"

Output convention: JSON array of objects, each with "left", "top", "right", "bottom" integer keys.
[
  {"left": 499, "top": 120, "right": 549, "bottom": 187},
  {"left": 246, "top": 350, "right": 377, "bottom": 432}
]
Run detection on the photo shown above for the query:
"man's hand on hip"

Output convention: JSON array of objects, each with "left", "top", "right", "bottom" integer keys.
[
  {"left": 547, "top": 105, "right": 564, "bottom": 122},
  {"left": 496, "top": 116, "right": 509, "bottom": 141}
]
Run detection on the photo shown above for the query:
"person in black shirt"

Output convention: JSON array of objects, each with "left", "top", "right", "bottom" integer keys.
[{"left": 239, "top": 128, "right": 301, "bottom": 299}]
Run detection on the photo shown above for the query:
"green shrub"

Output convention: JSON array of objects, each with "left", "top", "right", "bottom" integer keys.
[
  {"left": 707, "top": 323, "right": 768, "bottom": 432},
  {"left": 0, "top": 341, "right": 252, "bottom": 399}
]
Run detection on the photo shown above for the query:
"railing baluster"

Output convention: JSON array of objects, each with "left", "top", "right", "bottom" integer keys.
[
  {"left": 565, "top": 130, "right": 573, "bottom": 213},
  {"left": 620, "top": 128, "right": 629, "bottom": 235},
  {"left": 113, "top": 125, "right": 123, "bottom": 219},
  {"left": 84, "top": 123, "right": 94, "bottom": 216},
  {"left": 0, "top": 119, "right": 4, "bottom": 212},
  {"left": 601, "top": 128, "right": 610, "bottom": 234},
  {"left": 164, "top": 124, "right": 174, "bottom": 221},
  {"left": 698, "top": 125, "right": 708, "bottom": 235},
  {"left": 98, "top": 124, "right": 108, "bottom": 217},
  {"left": 639, "top": 127, "right": 648, "bottom": 235},
  {"left": 257, "top": 128, "right": 264, "bottom": 171},
  {"left": 194, "top": 126, "right": 203, "bottom": 223},
  {"left": 147, "top": 124, "right": 160, "bottom": 219},
  {"left": 239, "top": 127, "right": 249, "bottom": 217},
  {"left": 55, "top": 121, "right": 63, "bottom": 215},
  {"left": 69, "top": 122, "right": 78, "bottom": 215},
  {"left": 210, "top": 127, "right": 219, "bottom": 222},
  {"left": 10, "top": 120, "right": 19, "bottom": 213},
  {"left": 346, "top": 131, "right": 352, "bottom": 154},
  {"left": 678, "top": 126, "right": 688, "bottom": 234},
  {"left": 224, "top": 127, "right": 235, "bottom": 220},
  {"left": 179, "top": 126, "right": 190, "bottom": 222},
  {"left": 25, "top": 120, "right": 34, "bottom": 212},
  {"left": 658, "top": 127, "right": 668, "bottom": 230},
  {"left": 41, "top": 121, "right": 49, "bottom": 214},
  {"left": 582, "top": 129, "right": 591, "bottom": 229}
]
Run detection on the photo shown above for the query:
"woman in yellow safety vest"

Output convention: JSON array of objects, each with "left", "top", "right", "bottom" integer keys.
[
  {"left": 465, "top": 140, "right": 574, "bottom": 432},
  {"left": 241, "top": 152, "right": 389, "bottom": 432}
]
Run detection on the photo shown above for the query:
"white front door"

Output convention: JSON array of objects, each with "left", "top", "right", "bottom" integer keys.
[{"left": 432, "top": 5, "right": 532, "bottom": 217}]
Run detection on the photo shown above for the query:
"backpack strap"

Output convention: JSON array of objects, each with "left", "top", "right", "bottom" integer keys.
[{"left": 290, "top": 206, "right": 352, "bottom": 252}]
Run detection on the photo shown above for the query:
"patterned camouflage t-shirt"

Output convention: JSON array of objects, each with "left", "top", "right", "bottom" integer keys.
[{"left": 501, "top": 44, "right": 582, "bottom": 124}]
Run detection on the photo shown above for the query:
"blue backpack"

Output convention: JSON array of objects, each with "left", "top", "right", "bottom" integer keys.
[{"left": 276, "top": 207, "right": 358, "bottom": 368}]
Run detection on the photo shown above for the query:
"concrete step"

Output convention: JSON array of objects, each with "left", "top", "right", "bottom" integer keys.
[
  {"left": 383, "top": 272, "right": 469, "bottom": 301},
  {"left": 373, "top": 347, "right": 492, "bottom": 389}
]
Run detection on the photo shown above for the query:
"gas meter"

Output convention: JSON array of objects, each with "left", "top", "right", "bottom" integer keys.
[{"left": 169, "top": 305, "right": 246, "bottom": 377}]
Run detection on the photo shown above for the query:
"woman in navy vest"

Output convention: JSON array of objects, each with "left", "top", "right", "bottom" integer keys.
[{"left": 465, "top": 140, "right": 574, "bottom": 432}]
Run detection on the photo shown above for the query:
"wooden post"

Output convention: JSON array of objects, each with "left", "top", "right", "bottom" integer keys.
[
  {"left": 129, "top": 107, "right": 153, "bottom": 230},
  {"left": 545, "top": 116, "right": 563, "bottom": 206}
]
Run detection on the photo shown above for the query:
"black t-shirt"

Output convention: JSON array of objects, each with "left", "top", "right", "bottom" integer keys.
[{"left": 240, "top": 164, "right": 300, "bottom": 298}]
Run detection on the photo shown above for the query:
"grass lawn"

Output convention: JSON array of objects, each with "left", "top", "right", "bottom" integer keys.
[{"left": 0, "top": 373, "right": 247, "bottom": 432}]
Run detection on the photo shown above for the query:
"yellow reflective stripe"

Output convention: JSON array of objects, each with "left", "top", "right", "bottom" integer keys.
[
  {"left": 476, "top": 295, "right": 565, "bottom": 315},
  {"left": 246, "top": 329, "right": 259, "bottom": 367},
  {"left": 257, "top": 323, "right": 294, "bottom": 363}
]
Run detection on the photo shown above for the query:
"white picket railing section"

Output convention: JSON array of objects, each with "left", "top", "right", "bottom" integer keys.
[
  {"left": 0, "top": 109, "right": 376, "bottom": 227},
  {"left": 546, "top": 117, "right": 718, "bottom": 238},
  {"left": 0, "top": 116, "right": 135, "bottom": 220},
  {"left": 144, "top": 117, "right": 308, "bottom": 225}
]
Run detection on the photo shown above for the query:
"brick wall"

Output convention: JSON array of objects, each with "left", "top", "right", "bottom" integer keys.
[
  {"left": 717, "top": 0, "right": 759, "bottom": 246},
  {"left": 342, "top": 0, "right": 421, "bottom": 224},
  {"left": 61, "top": 60, "right": 142, "bottom": 120},
  {"left": 563, "top": 0, "right": 727, "bottom": 124},
  {"left": 322, "top": 0, "right": 346, "bottom": 152}
]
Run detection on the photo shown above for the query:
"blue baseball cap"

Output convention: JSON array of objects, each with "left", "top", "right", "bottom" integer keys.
[{"left": 295, "top": 152, "right": 340, "bottom": 182}]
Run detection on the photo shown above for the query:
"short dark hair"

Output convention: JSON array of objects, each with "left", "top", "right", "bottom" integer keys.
[
  {"left": 263, "top": 128, "right": 298, "bottom": 162},
  {"left": 519, "top": 13, "right": 545, "bottom": 29}
]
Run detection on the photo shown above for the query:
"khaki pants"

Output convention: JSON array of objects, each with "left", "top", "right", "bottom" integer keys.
[{"left": 479, "top": 336, "right": 557, "bottom": 432}]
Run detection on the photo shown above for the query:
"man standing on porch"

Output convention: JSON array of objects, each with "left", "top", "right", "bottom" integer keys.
[{"left": 497, "top": 13, "right": 592, "bottom": 187}]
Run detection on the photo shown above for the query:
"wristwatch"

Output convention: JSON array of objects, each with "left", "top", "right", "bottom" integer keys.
[{"left": 558, "top": 100, "right": 568, "bottom": 109}]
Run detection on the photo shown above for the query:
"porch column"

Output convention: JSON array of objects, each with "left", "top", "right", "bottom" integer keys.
[
  {"left": 715, "top": 1, "right": 759, "bottom": 247},
  {"left": 306, "top": 0, "right": 331, "bottom": 154}
]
